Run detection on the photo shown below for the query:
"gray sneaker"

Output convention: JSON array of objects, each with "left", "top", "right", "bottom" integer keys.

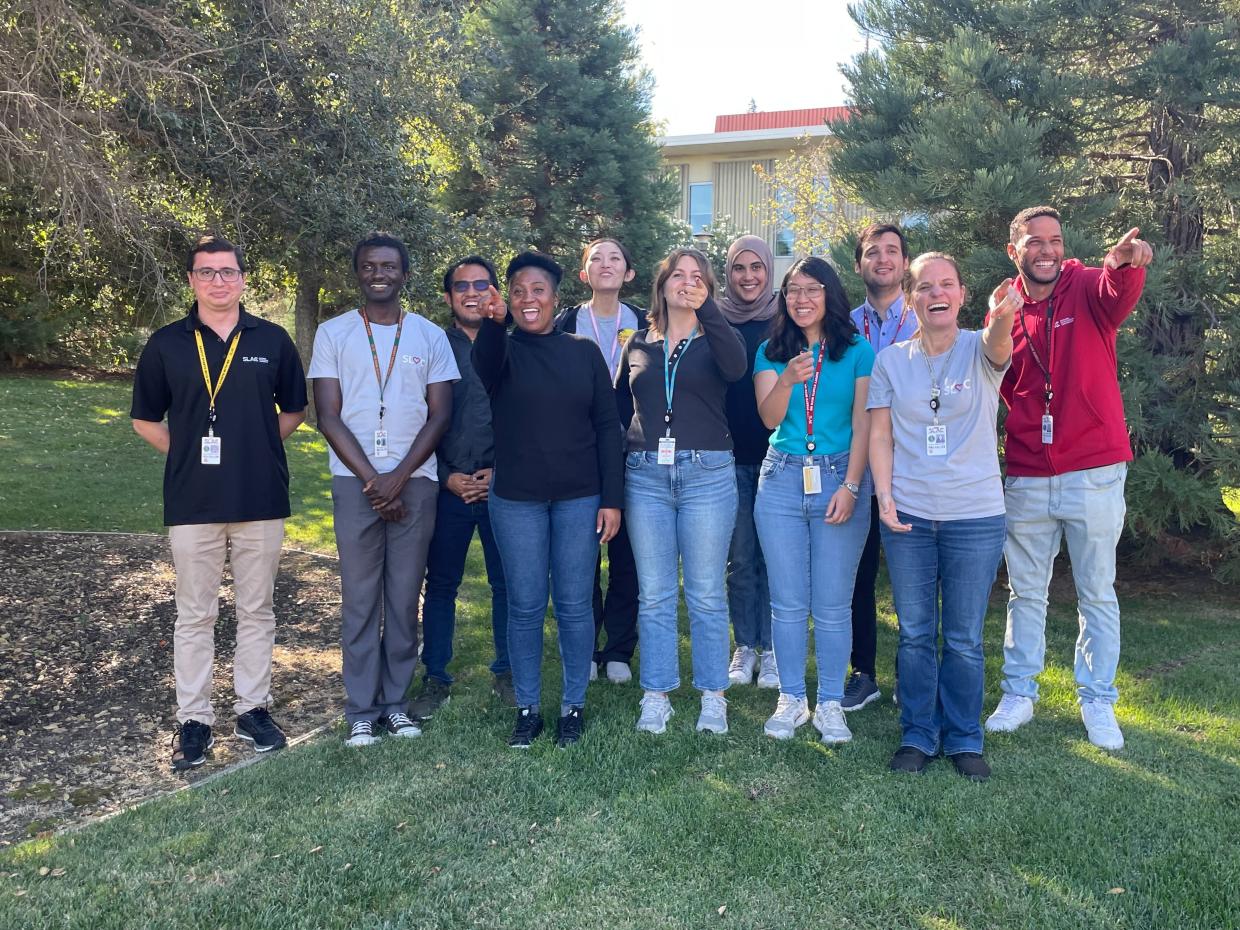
[
  {"left": 696, "top": 692, "right": 729, "bottom": 734},
  {"left": 636, "top": 692, "right": 674, "bottom": 734},
  {"left": 756, "top": 650, "right": 780, "bottom": 689},
  {"left": 812, "top": 700, "right": 852, "bottom": 744},
  {"left": 409, "top": 678, "right": 451, "bottom": 721},
  {"left": 841, "top": 672, "right": 882, "bottom": 712},
  {"left": 763, "top": 693, "right": 809, "bottom": 740}
]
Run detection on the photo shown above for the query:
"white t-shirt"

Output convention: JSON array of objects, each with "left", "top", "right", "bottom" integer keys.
[
  {"left": 308, "top": 309, "right": 459, "bottom": 479},
  {"left": 867, "top": 329, "right": 1008, "bottom": 521},
  {"left": 574, "top": 303, "right": 641, "bottom": 382}
]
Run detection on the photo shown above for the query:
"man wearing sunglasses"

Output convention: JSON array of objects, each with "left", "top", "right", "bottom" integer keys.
[
  {"left": 131, "top": 235, "right": 307, "bottom": 772},
  {"left": 409, "top": 256, "right": 514, "bottom": 721}
]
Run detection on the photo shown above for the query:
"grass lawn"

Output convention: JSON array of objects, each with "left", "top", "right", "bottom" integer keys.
[{"left": 2, "top": 374, "right": 1238, "bottom": 929}]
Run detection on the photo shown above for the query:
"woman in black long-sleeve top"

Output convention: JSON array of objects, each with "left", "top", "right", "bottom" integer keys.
[
  {"left": 614, "top": 247, "right": 747, "bottom": 736},
  {"left": 473, "top": 251, "right": 623, "bottom": 750}
]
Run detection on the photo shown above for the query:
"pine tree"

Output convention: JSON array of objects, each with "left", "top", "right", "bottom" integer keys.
[
  {"left": 448, "top": 0, "right": 680, "bottom": 301},
  {"left": 828, "top": 0, "right": 1240, "bottom": 572}
]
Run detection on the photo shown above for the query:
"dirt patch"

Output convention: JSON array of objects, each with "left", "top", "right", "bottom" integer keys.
[{"left": 0, "top": 531, "right": 344, "bottom": 844}]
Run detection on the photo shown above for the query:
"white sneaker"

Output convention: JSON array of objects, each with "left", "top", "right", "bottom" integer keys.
[
  {"left": 728, "top": 646, "right": 758, "bottom": 685},
  {"left": 696, "top": 692, "right": 729, "bottom": 734},
  {"left": 588, "top": 661, "right": 598, "bottom": 682},
  {"left": 636, "top": 692, "right": 674, "bottom": 734},
  {"left": 1081, "top": 701, "right": 1124, "bottom": 751},
  {"left": 985, "top": 693, "right": 1035, "bottom": 733},
  {"left": 756, "top": 650, "right": 780, "bottom": 689},
  {"left": 763, "top": 693, "right": 810, "bottom": 740},
  {"left": 812, "top": 700, "right": 852, "bottom": 744},
  {"left": 344, "top": 719, "right": 380, "bottom": 747},
  {"left": 605, "top": 661, "right": 632, "bottom": 684}
]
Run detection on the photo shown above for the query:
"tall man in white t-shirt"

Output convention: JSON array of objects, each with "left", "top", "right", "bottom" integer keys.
[{"left": 309, "top": 233, "right": 459, "bottom": 747}]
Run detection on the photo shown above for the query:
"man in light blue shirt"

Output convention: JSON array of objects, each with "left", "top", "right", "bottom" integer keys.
[{"left": 844, "top": 223, "right": 916, "bottom": 712}]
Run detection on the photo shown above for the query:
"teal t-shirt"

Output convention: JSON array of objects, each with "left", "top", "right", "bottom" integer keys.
[{"left": 754, "top": 336, "right": 875, "bottom": 455}]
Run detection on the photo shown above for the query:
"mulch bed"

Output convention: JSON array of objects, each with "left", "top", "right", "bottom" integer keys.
[{"left": 0, "top": 531, "right": 344, "bottom": 845}]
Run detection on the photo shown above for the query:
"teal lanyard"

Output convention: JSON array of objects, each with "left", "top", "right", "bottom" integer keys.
[{"left": 662, "top": 328, "right": 698, "bottom": 437}]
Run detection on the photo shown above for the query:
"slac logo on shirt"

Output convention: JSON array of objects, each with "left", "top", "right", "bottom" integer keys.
[
  {"left": 401, "top": 354, "right": 424, "bottom": 365},
  {"left": 947, "top": 378, "right": 972, "bottom": 394},
  {"left": 242, "top": 356, "right": 269, "bottom": 364}
]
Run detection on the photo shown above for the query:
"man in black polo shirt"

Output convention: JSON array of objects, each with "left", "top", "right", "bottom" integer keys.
[{"left": 131, "top": 235, "right": 307, "bottom": 771}]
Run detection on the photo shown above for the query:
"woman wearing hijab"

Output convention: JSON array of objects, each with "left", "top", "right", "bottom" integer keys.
[{"left": 717, "top": 235, "right": 781, "bottom": 690}]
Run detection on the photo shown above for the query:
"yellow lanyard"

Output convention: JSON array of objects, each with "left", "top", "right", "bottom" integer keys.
[{"left": 194, "top": 328, "right": 242, "bottom": 436}]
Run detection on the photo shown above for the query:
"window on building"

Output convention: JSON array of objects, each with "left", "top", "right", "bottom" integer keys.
[{"left": 688, "top": 182, "right": 713, "bottom": 234}]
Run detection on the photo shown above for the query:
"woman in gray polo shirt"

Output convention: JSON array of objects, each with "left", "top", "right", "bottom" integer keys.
[{"left": 867, "top": 252, "right": 1018, "bottom": 781}]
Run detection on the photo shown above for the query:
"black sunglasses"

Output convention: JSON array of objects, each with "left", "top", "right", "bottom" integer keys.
[{"left": 451, "top": 280, "right": 492, "bottom": 294}]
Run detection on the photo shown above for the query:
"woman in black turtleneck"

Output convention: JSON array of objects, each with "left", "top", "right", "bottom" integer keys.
[{"left": 472, "top": 251, "right": 623, "bottom": 751}]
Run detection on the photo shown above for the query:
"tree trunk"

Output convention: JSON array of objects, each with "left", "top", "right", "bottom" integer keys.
[{"left": 294, "top": 256, "right": 322, "bottom": 425}]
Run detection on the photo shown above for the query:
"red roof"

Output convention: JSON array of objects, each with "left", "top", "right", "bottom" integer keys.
[{"left": 714, "top": 107, "right": 852, "bottom": 133}]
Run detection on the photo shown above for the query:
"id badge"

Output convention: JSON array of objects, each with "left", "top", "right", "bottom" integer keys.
[
  {"left": 201, "top": 435, "right": 221, "bottom": 466},
  {"left": 926, "top": 424, "right": 947, "bottom": 457},
  {"left": 657, "top": 436, "right": 676, "bottom": 465},
  {"left": 802, "top": 464, "right": 822, "bottom": 495},
  {"left": 374, "top": 429, "right": 389, "bottom": 458},
  {"left": 1041, "top": 414, "right": 1054, "bottom": 445}
]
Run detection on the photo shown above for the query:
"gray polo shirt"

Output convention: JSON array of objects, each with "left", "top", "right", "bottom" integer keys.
[{"left": 867, "top": 330, "right": 1008, "bottom": 521}]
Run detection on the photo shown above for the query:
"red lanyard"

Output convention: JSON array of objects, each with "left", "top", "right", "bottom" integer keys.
[
  {"left": 802, "top": 341, "right": 826, "bottom": 453},
  {"left": 862, "top": 301, "right": 911, "bottom": 351},
  {"left": 1018, "top": 297, "right": 1056, "bottom": 413},
  {"left": 359, "top": 308, "right": 405, "bottom": 423}
]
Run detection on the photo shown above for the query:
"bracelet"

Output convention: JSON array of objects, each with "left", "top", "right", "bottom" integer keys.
[{"left": 842, "top": 481, "right": 860, "bottom": 497}]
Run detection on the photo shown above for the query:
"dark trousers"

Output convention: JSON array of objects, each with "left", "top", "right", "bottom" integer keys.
[
  {"left": 422, "top": 488, "right": 509, "bottom": 685},
  {"left": 592, "top": 517, "right": 639, "bottom": 665},
  {"left": 332, "top": 475, "right": 437, "bottom": 725},
  {"left": 850, "top": 496, "right": 882, "bottom": 677}
]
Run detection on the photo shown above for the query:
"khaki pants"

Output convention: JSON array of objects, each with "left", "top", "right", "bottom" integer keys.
[{"left": 168, "top": 519, "right": 285, "bottom": 725}]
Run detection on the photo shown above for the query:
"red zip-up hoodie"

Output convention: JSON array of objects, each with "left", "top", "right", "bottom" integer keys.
[{"left": 1000, "top": 258, "right": 1145, "bottom": 477}]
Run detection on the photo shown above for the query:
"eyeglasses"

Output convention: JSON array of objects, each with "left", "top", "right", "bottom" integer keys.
[
  {"left": 783, "top": 285, "right": 825, "bottom": 300},
  {"left": 192, "top": 267, "right": 242, "bottom": 282},
  {"left": 451, "top": 280, "right": 492, "bottom": 294}
]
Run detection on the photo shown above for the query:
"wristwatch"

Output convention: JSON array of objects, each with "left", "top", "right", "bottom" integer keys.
[{"left": 842, "top": 481, "right": 860, "bottom": 497}]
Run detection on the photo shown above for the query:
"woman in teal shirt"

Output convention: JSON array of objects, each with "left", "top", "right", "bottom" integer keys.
[{"left": 753, "top": 256, "right": 874, "bottom": 745}]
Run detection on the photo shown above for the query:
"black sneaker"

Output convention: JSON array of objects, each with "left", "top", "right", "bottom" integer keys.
[
  {"left": 410, "top": 678, "right": 451, "bottom": 721},
  {"left": 171, "top": 720, "right": 214, "bottom": 772},
  {"left": 492, "top": 671, "right": 517, "bottom": 708},
  {"left": 948, "top": 752, "right": 991, "bottom": 782},
  {"left": 556, "top": 707, "right": 584, "bottom": 747},
  {"left": 889, "top": 745, "right": 932, "bottom": 774},
  {"left": 508, "top": 706, "right": 544, "bottom": 749},
  {"left": 841, "top": 672, "right": 882, "bottom": 711},
  {"left": 382, "top": 712, "right": 422, "bottom": 739},
  {"left": 234, "top": 707, "right": 288, "bottom": 753}
]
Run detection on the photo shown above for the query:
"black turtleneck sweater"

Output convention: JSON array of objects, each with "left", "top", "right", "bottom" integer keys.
[{"left": 473, "top": 319, "right": 623, "bottom": 508}]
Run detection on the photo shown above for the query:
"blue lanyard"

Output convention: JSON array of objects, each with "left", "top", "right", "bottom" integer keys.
[{"left": 662, "top": 328, "right": 697, "bottom": 435}]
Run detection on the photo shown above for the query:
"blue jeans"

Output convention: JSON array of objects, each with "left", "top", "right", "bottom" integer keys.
[
  {"left": 421, "top": 488, "right": 509, "bottom": 685},
  {"left": 755, "top": 450, "right": 872, "bottom": 703},
  {"left": 881, "top": 512, "right": 1006, "bottom": 756},
  {"left": 487, "top": 492, "right": 599, "bottom": 709},
  {"left": 727, "top": 462, "right": 770, "bottom": 650},
  {"left": 1001, "top": 464, "right": 1127, "bottom": 704},
  {"left": 625, "top": 450, "right": 738, "bottom": 693}
]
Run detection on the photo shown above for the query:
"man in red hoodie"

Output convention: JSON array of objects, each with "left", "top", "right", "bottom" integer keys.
[{"left": 984, "top": 206, "right": 1153, "bottom": 751}]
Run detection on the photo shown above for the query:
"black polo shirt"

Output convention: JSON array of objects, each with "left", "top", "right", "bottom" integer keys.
[{"left": 130, "top": 303, "right": 308, "bottom": 526}]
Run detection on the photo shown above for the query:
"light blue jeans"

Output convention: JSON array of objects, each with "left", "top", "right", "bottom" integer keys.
[
  {"left": 625, "top": 450, "right": 738, "bottom": 693},
  {"left": 487, "top": 492, "right": 600, "bottom": 710},
  {"left": 1000, "top": 463, "right": 1127, "bottom": 704},
  {"left": 754, "top": 450, "right": 872, "bottom": 703}
]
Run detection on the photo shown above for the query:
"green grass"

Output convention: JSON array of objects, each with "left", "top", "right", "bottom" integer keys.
[{"left": 2, "top": 374, "right": 1239, "bottom": 929}]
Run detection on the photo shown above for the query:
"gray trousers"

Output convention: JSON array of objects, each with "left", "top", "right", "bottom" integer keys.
[{"left": 332, "top": 475, "right": 437, "bottom": 725}]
